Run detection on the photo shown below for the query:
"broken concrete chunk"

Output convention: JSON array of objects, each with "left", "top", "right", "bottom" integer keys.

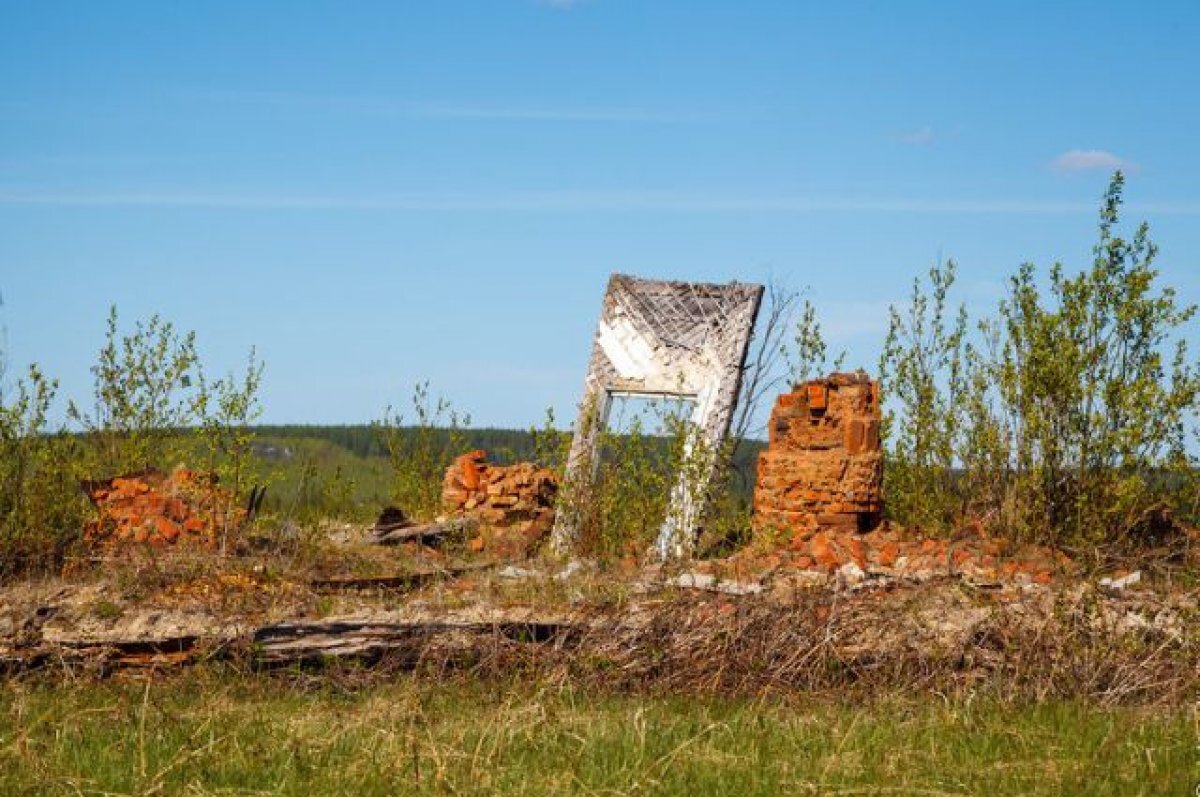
[
  {"left": 1099, "top": 570, "right": 1142, "bottom": 591},
  {"left": 555, "top": 559, "right": 587, "bottom": 581},
  {"left": 498, "top": 565, "right": 539, "bottom": 580},
  {"left": 666, "top": 571, "right": 764, "bottom": 595},
  {"left": 837, "top": 561, "right": 866, "bottom": 588}
]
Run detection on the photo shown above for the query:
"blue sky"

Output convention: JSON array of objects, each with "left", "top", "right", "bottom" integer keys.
[{"left": 2, "top": 1, "right": 1198, "bottom": 429}]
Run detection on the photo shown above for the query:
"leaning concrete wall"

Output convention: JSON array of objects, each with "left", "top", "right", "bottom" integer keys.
[{"left": 552, "top": 273, "right": 763, "bottom": 559}]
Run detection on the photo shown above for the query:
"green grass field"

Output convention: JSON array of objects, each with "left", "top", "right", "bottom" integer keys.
[{"left": 2, "top": 673, "right": 1195, "bottom": 796}]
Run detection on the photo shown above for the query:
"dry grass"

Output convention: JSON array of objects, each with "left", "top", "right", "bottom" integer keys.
[
  {"left": 246, "top": 586, "right": 1194, "bottom": 708},
  {"left": 13, "top": 556, "right": 1199, "bottom": 708}
]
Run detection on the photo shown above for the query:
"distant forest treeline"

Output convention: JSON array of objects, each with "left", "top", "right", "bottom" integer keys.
[
  {"left": 252, "top": 425, "right": 551, "bottom": 461},
  {"left": 251, "top": 424, "right": 767, "bottom": 486}
]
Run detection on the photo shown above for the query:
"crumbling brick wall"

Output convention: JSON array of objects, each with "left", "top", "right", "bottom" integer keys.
[
  {"left": 753, "top": 372, "right": 882, "bottom": 536},
  {"left": 443, "top": 451, "right": 558, "bottom": 554}
]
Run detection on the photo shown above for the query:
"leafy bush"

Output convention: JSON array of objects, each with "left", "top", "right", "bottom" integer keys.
[
  {"left": 879, "top": 260, "right": 969, "bottom": 530},
  {"left": 194, "top": 349, "right": 265, "bottom": 549},
  {"left": 557, "top": 397, "right": 700, "bottom": 559},
  {"left": 880, "top": 172, "right": 1200, "bottom": 552},
  {"left": 0, "top": 364, "right": 87, "bottom": 576},
  {"left": 68, "top": 306, "right": 202, "bottom": 475}
]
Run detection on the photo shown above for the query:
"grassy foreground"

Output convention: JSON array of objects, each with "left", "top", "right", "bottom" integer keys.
[{"left": 1, "top": 673, "right": 1195, "bottom": 796}]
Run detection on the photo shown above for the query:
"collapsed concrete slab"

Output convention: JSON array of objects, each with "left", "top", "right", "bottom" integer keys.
[{"left": 552, "top": 274, "right": 763, "bottom": 559}]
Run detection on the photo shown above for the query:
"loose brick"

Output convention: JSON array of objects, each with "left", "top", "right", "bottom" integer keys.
[{"left": 876, "top": 541, "right": 900, "bottom": 567}]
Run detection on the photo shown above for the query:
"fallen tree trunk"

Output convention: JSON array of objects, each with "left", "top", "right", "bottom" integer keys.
[{"left": 365, "top": 517, "right": 478, "bottom": 545}]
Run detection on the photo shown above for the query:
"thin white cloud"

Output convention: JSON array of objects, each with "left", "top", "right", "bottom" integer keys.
[
  {"left": 1052, "top": 149, "right": 1138, "bottom": 173},
  {"left": 447, "top": 361, "right": 580, "bottom": 387},
  {"left": 896, "top": 126, "right": 935, "bottom": 146},
  {"left": 2, "top": 188, "right": 1198, "bottom": 215},
  {"left": 187, "top": 89, "right": 689, "bottom": 123},
  {"left": 406, "top": 102, "right": 682, "bottom": 122},
  {"left": 537, "top": 0, "right": 588, "bottom": 8},
  {"left": 894, "top": 125, "right": 964, "bottom": 146}
]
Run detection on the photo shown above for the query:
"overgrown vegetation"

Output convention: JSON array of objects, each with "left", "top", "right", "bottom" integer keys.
[
  {"left": 558, "top": 281, "right": 852, "bottom": 560},
  {"left": 0, "top": 363, "right": 85, "bottom": 576},
  {"left": 0, "top": 172, "right": 1195, "bottom": 577},
  {"left": 566, "top": 397, "right": 705, "bottom": 558},
  {"left": 194, "top": 349, "right": 265, "bottom": 516},
  {"left": 375, "top": 381, "right": 473, "bottom": 520},
  {"left": 66, "top": 307, "right": 202, "bottom": 475},
  {"left": 880, "top": 172, "right": 1200, "bottom": 556},
  {"left": 0, "top": 176, "right": 1198, "bottom": 794},
  {"left": 0, "top": 306, "right": 271, "bottom": 572}
]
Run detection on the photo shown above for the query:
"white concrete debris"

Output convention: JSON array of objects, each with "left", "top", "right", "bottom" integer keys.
[
  {"left": 1099, "top": 570, "right": 1142, "bottom": 591},
  {"left": 498, "top": 565, "right": 539, "bottom": 580},
  {"left": 666, "top": 571, "right": 764, "bottom": 595},
  {"left": 837, "top": 562, "right": 866, "bottom": 588},
  {"left": 551, "top": 274, "right": 763, "bottom": 559},
  {"left": 554, "top": 559, "right": 586, "bottom": 581}
]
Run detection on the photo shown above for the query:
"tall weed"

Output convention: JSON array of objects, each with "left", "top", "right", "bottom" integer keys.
[{"left": 375, "top": 382, "right": 472, "bottom": 520}]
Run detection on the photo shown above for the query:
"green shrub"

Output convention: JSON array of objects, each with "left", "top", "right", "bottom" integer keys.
[
  {"left": 194, "top": 349, "right": 265, "bottom": 549},
  {"left": 0, "top": 364, "right": 87, "bottom": 576},
  {"left": 880, "top": 172, "right": 1200, "bottom": 552},
  {"left": 67, "top": 306, "right": 202, "bottom": 475},
  {"left": 561, "top": 397, "right": 694, "bottom": 559},
  {"left": 57, "top": 306, "right": 264, "bottom": 557},
  {"left": 879, "top": 259, "right": 970, "bottom": 530}
]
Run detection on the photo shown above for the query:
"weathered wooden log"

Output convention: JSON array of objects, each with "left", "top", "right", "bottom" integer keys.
[
  {"left": 365, "top": 517, "right": 478, "bottom": 545},
  {"left": 251, "top": 615, "right": 581, "bottom": 663},
  {"left": 4, "top": 608, "right": 584, "bottom": 671}
]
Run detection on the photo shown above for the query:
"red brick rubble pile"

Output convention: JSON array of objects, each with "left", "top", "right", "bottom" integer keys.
[
  {"left": 83, "top": 469, "right": 245, "bottom": 548},
  {"left": 739, "top": 372, "right": 1072, "bottom": 584},
  {"left": 442, "top": 451, "right": 558, "bottom": 557},
  {"left": 729, "top": 522, "right": 1073, "bottom": 586},
  {"left": 753, "top": 372, "right": 883, "bottom": 537}
]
